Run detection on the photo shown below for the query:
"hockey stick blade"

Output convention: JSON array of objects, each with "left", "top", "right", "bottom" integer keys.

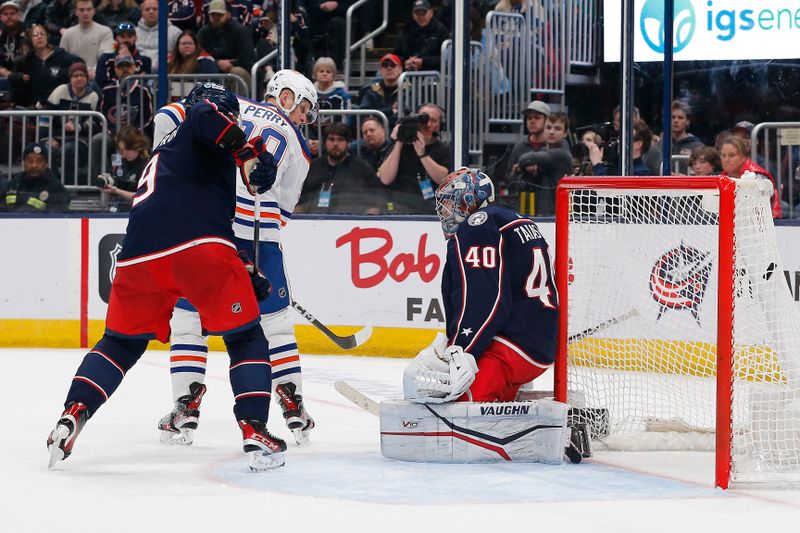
[
  {"left": 291, "top": 300, "right": 372, "bottom": 350},
  {"left": 334, "top": 381, "right": 379, "bottom": 416},
  {"left": 568, "top": 308, "right": 639, "bottom": 343}
]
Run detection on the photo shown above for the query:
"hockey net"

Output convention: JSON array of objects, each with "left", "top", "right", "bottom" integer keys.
[{"left": 554, "top": 175, "right": 800, "bottom": 489}]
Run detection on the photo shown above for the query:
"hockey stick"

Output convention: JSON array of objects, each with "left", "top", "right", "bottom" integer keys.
[
  {"left": 568, "top": 308, "right": 639, "bottom": 343},
  {"left": 334, "top": 381, "right": 379, "bottom": 416},
  {"left": 242, "top": 158, "right": 261, "bottom": 266},
  {"left": 292, "top": 300, "right": 373, "bottom": 350}
]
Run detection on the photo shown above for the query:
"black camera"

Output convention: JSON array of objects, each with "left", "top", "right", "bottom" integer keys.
[
  {"left": 575, "top": 121, "right": 619, "bottom": 164},
  {"left": 94, "top": 173, "right": 115, "bottom": 188},
  {"left": 396, "top": 113, "right": 429, "bottom": 144}
]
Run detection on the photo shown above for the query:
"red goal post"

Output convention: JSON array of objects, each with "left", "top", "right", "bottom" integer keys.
[{"left": 553, "top": 175, "right": 799, "bottom": 489}]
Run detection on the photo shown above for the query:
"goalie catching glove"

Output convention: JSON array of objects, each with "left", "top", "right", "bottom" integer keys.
[
  {"left": 238, "top": 250, "right": 271, "bottom": 301},
  {"left": 403, "top": 333, "right": 478, "bottom": 403},
  {"left": 233, "top": 136, "right": 278, "bottom": 195}
]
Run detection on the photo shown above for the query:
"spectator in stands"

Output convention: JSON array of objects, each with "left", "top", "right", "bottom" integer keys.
[
  {"left": 198, "top": 0, "right": 254, "bottom": 89},
  {"left": 44, "top": 0, "right": 76, "bottom": 45},
  {"left": 19, "top": 0, "right": 46, "bottom": 27},
  {"left": 137, "top": 0, "right": 181, "bottom": 73},
  {"left": 505, "top": 100, "right": 550, "bottom": 181},
  {"left": 494, "top": 0, "right": 528, "bottom": 14},
  {"left": 168, "top": 30, "right": 219, "bottom": 99},
  {"left": 670, "top": 100, "right": 704, "bottom": 174},
  {"left": 587, "top": 118, "right": 652, "bottom": 176},
  {"left": 59, "top": 0, "right": 115, "bottom": 79},
  {"left": 167, "top": 0, "right": 196, "bottom": 31},
  {"left": 359, "top": 53, "right": 403, "bottom": 128},
  {"left": 96, "top": 22, "right": 152, "bottom": 89},
  {"left": 297, "top": 122, "right": 381, "bottom": 214},
  {"left": 306, "top": 0, "right": 349, "bottom": 71},
  {"left": 719, "top": 136, "right": 781, "bottom": 218},
  {"left": 313, "top": 56, "right": 350, "bottom": 124},
  {"left": 0, "top": 1, "right": 29, "bottom": 83},
  {"left": 689, "top": 146, "right": 722, "bottom": 176},
  {"left": 544, "top": 112, "right": 570, "bottom": 150},
  {"left": 47, "top": 62, "right": 99, "bottom": 184},
  {"left": 9, "top": 24, "right": 81, "bottom": 108},
  {"left": 394, "top": 0, "right": 449, "bottom": 72},
  {"left": 97, "top": 0, "right": 141, "bottom": 28},
  {"left": 202, "top": 0, "right": 252, "bottom": 28},
  {"left": 377, "top": 102, "right": 451, "bottom": 214},
  {"left": 612, "top": 104, "right": 661, "bottom": 175},
  {"left": 350, "top": 116, "right": 391, "bottom": 171},
  {"left": 99, "top": 125, "right": 149, "bottom": 206},
  {"left": 1, "top": 141, "right": 70, "bottom": 212}
]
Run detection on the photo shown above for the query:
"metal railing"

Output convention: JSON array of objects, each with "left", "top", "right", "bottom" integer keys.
[
  {"left": 251, "top": 49, "right": 278, "bottom": 100},
  {"left": 344, "top": 0, "right": 389, "bottom": 90},
  {"left": 396, "top": 71, "right": 441, "bottom": 120},
  {"left": 310, "top": 108, "right": 390, "bottom": 142},
  {"left": 484, "top": 11, "right": 528, "bottom": 128},
  {"left": 526, "top": 0, "right": 567, "bottom": 101},
  {"left": 752, "top": 122, "right": 800, "bottom": 218},
  {"left": 440, "top": 39, "right": 487, "bottom": 164},
  {"left": 0, "top": 109, "right": 108, "bottom": 189},
  {"left": 567, "top": 0, "right": 599, "bottom": 67}
]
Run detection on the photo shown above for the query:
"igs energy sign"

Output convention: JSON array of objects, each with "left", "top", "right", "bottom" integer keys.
[{"left": 604, "top": 0, "right": 800, "bottom": 62}]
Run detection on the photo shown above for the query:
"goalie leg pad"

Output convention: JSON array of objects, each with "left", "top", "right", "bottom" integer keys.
[{"left": 380, "top": 399, "right": 570, "bottom": 464}]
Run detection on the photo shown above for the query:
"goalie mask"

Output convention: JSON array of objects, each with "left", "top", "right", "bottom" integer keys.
[
  {"left": 435, "top": 167, "right": 495, "bottom": 236},
  {"left": 264, "top": 69, "right": 319, "bottom": 124}
]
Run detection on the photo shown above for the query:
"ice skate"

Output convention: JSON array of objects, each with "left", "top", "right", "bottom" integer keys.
[
  {"left": 47, "top": 402, "right": 90, "bottom": 468},
  {"left": 158, "top": 382, "right": 206, "bottom": 445},
  {"left": 275, "top": 383, "right": 315, "bottom": 445},
  {"left": 239, "top": 420, "right": 287, "bottom": 471}
]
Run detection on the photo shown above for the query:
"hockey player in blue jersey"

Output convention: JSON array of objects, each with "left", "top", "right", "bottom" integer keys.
[
  {"left": 47, "top": 84, "right": 289, "bottom": 472},
  {"left": 403, "top": 167, "right": 559, "bottom": 403}
]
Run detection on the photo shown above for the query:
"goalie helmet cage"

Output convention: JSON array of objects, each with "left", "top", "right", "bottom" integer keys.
[{"left": 554, "top": 176, "right": 800, "bottom": 489}]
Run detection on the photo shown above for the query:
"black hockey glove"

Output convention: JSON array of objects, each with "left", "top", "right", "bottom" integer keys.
[
  {"left": 247, "top": 151, "right": 277, "bottom": 194},
  {"left": 238, "top": 250, "right": 271, "bottom": 301}
]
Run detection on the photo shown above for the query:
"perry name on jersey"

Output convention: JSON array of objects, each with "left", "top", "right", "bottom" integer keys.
[
  {"left": 118, "top": 102, "right": 241, "bottom": 263},
  {"left": 441, "top": 205, "right": 559, "bottom": 366},
  {"left": 153, "top": 97, "right": 311, "bottom": 244}
]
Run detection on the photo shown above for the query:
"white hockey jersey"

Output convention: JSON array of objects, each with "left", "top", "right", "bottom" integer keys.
[{"left": 152, "top": 97, "right": 312, "bottom": 242}]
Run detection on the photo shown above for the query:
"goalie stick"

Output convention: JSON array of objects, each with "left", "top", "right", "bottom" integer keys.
[
  {"left": 568, "top": 308, "right": 639, "bottom": 343},
  {"left": 334, "top": 381, "right": 379, "bottom": 415},
  {"left": 243, "top": 161, "right": 372, "bottom": 350}
]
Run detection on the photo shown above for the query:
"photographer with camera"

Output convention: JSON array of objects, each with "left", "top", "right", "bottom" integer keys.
[
  {"left": 377, "top": 102, "right": 451, "bottom": 213},
  {"left": 582, "top": 118, "right": 652, "bottom": 177},
  {"left": 95, "top": 126, "right": 150, "bottom": 210}
]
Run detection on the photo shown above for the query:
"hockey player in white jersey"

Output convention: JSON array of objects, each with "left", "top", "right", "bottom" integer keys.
[{"left": 153, "top": 72, "right": 318, "bottom": 446}]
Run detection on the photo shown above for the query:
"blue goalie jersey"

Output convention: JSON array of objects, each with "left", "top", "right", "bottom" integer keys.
[
  {"left": 441, "top": 205, "right": 559, "bottom": 365},
  {"left": 118, "top": 102, "right": 242, "bottom": 263}
]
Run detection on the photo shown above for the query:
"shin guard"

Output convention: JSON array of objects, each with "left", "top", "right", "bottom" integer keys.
[{"left": 223, "top": 325, "right": 271, "bottom": 422}]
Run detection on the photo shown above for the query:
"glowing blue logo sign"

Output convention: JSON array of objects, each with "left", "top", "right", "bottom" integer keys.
[{"left": 640, "top": 0, "right": 696, "bottom": 55}]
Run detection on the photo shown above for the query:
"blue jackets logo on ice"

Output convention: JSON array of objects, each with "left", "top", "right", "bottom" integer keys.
[
  {"left": 640, "top": 0, "right": 696, "bottom": 55},
  {"left": 649, "top": 242, "right": 712, "bottom": 324},
  {"left": 98, "top": 234, "right": 126, "bottom": 303}
]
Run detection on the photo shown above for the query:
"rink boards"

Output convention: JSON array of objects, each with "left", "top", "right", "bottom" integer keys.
[{"left": 2, "top": 215, "right": 800, "bottom": 357}]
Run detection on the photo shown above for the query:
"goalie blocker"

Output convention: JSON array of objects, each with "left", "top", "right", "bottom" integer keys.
[{"left": 379, "top": 399, "right": 591, "bottom": 464}]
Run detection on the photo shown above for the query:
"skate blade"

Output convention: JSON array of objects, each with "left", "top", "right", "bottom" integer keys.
[
  {"left": 47, "top": 425, "right": 69, "bottom": 469},
  {"left": 247, "top": 450, "right": 286, "bottom": 472},
  {"left": 292, "top": 427, "right": 310, "bottom": 446},
  {"left": 159, "top": 428, "right": 194, "bottom": 446}
]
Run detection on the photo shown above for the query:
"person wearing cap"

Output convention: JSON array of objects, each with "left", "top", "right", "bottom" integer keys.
[
  {"left": 358, "top": 53, "right": 404, "bottom": 128},
  {"left": 96, "top": 0, "right": 141, "bottom": 29},
  {"left": 0, "top": 1, "right": 28, "bottom": 81},
  {"left": 297, "top": 121, "right": 381, "bottom": 214},
  {"left": 197, "top": 0, "right": 255, "bottom": 88},
  {"left": 98, "top": 54, "right": 153, "bottom": 135},
  {"left": 1, "top": 142, "right": 70, "bottom": 212},
  {"left": 96, "top": 21, "right": 152, "bottom": 89},
  {"left": 136, "top": 0, "right": 181, "bottom": 73},
  {"left": 504, "top": 100, "right": 550, "bottom": 181},
  {"left": 394, "top": 0, "right": 449, "bottom": 72},
  {"left": 8, "top": 23, "right": 81, "bottom": 108}
]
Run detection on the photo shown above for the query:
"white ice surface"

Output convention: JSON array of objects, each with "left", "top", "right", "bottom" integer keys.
[{"left": 2, "top": 348, "right": 800, "bottom": 532}]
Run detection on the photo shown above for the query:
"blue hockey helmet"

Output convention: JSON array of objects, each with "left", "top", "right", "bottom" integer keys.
[
  {"left": 185, "top": 82, "right": 240, "bottom": 119},
  {"left": 435, "top": 167, "right": 495, "bottom": 236}
]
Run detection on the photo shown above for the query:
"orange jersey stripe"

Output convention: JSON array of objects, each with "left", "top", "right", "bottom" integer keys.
[
  {"left": 170, "top": 355, "right": 207, "bottom": 363},
  {"left": 271, "top": 355, "right": 300, "bottom": 366},
  {"left": 167, "top": 103, "right": 186, "bottom": 119}
]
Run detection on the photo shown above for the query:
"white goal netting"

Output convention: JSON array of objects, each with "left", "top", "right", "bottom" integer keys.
[{"left": 561, "top": 176, "right": 800, "bottom": 487}]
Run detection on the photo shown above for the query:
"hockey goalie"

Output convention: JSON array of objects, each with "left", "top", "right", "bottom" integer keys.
[{"left": 380, "top": 168, "right": 590, "bottom": 465}]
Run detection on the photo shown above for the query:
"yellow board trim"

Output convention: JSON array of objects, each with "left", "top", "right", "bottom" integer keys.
[{"left": 0, "top": 319, "right": 437, "bottom": 358}]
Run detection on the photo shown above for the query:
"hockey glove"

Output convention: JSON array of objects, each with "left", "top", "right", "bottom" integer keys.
[
  {"left": 246, "top": 151, "right": 277, "bottom": 194},
  {"left": 440, "top": 345, "right": 478, "bottom": 403},
  {"left": 238, "top": 250, "right": 271, "bottom": 301}
]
